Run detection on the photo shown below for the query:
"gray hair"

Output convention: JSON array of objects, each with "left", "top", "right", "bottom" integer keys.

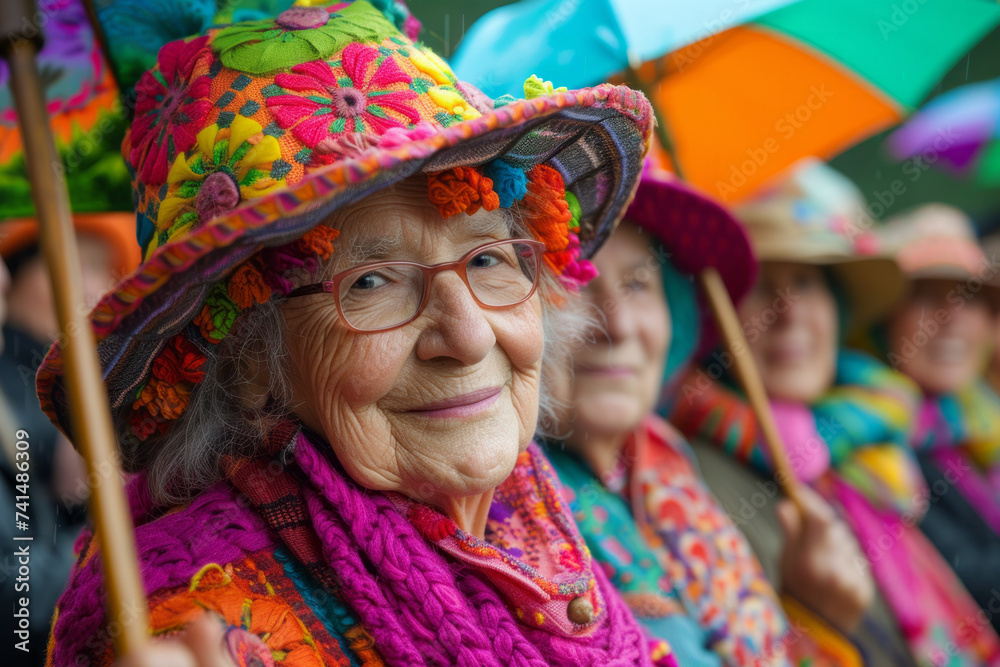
[{"left": 140, "top": 205, "right": 595, "bottom": 505}]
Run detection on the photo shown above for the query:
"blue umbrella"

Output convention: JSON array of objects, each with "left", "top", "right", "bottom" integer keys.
[{"left": 451, "top": 0, "right": 799, "bottom": 98}]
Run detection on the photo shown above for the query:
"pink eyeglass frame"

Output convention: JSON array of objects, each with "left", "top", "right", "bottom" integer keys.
[{"left": 284, "top": 238, "right": 546, "bottom": 333}]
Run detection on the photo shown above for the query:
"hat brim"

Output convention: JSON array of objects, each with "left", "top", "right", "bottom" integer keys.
[
  {"left": 623, "top": 174, "right": 757, "bottom": 355},
  {"left": 37, "top": 84, "right": 652, "bottom": 439},
  {"left": 823, "top": 256, "right": 908, "bottom": 332},
  {"left": 905, "top": 267, "right": 1000, "bottom": 308}
]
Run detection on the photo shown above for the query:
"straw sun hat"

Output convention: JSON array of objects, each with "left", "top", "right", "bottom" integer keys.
[{"left": 734, "top": 158, "right": 907, "bottom": 331}]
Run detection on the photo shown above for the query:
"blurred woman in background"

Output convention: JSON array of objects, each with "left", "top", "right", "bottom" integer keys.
[
  {"left": 866, "top": 205, "right": 1000, "bottom": 634},
  {"left": 670, "top": 160, "right": 1000, "bottom": 666},
  {"left": 547, "top": 167, "right": 872, "bottom": 667}
]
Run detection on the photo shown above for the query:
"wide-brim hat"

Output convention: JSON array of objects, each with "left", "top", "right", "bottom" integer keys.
[
  {"left": 35, "top": 0, "right": 653, "bottom": 455},
  {"left": 623, "top": 165, "right": 757, "bottom": 355},
  {"left": 876, "top": 204, "right": 1000, "bottom": 306},
  {"left": 0, "top": 213, "right": 141, "bottom": 277},
  {"left": 734, "top": 159, "right": 907, "bottom": 332}
]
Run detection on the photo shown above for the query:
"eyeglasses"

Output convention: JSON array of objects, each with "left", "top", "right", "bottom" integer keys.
[{"left": 284, "top": 238, "right": 546, "bottom": 332}]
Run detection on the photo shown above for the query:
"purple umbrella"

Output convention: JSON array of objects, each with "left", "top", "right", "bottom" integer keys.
[{"left": 888, "top": 77, "right": 1000, "bottom": 184}]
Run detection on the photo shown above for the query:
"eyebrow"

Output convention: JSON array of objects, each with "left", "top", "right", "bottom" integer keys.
[
  {"left": 339, "top": 229, "right": 403, "bottom": 267},
  {"left": 336, "top": 208, "right": 514, "bottom": 267}
]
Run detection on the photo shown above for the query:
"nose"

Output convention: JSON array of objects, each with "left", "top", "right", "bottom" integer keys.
[
  {"left": 414, "top": 270, "right": 497, "bottom": 365},
  {"left": 597, "top": 287, "right": 636, "bottom": 344}
]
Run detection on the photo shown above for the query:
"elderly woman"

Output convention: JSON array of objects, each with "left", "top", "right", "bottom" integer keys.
[
  {"left": 38, "top": 3, "right": 668, "bottom": 666},
  {"left": 866, "top": 205, "right": 1000, "bottom": 634},
  {"left": 545, "top": 168, "right": 872, "bottom": 667},
  {"left": 670, "top": 161, "right": 1000, "bottom": 666}
]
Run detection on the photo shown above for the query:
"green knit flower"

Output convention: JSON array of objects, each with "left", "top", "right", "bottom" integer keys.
[
  {"left": 195, "top": 283, "right": 240, "bottom": 342},
  {"left": 211, "top": 1, "right": 395, "bottom": 75}
]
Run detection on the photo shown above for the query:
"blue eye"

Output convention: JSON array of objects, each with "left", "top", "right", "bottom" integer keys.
[
  {"left": 468, "top": 252, "right": 502, "bottom": 269},
  {"left": 351, "top": 272, "right": 388, "bottom": 290}
]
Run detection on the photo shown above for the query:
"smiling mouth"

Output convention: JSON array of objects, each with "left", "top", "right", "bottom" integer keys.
[
  {"left": 576, "top": 364, "right": 636, "bottom": 378},
  {"left": 406, "top": 387, "right": 503, "bottom": 419}
]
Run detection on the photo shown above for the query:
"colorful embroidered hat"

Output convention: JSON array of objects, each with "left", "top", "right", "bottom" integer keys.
[
  {"left": 35, "top": 0, "right": 653, "bottom": 461},
  {"left": 875, "top": 204, "right": 1000, "bottom": 301},
  {"left": 624, "top": 163, "right": 757, "bottom": 356},
  {"left": 734, "top": 158, "right": 907, "bottom": 332}
]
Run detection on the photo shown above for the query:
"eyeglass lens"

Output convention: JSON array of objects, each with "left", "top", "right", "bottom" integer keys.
[{"left": 337, "top": 240, "right": 541, "bottom": 331}]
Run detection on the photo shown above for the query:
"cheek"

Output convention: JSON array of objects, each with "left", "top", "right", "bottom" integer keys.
[
  {"left": 958, "top": 307, "right": 993, "bottom": 350},
  {"left": 498, "top": 297, "right": 544, "bottom": 374},
  {"left": 639, "top": 300, "right": 670, "bottom": 372},
  {"left": 811, "top": 297, "right": 838, "bottom": 352},
  {"left": 888, "top": 308, "right": 922, "bottom": 355},
  {"left": 284, "top": 305, "right": 410, "bottom": 420}
]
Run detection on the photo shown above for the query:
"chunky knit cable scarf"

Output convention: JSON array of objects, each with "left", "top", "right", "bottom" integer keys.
[{"left": 48, "top": 430, "right": 654, "bottom": 666}]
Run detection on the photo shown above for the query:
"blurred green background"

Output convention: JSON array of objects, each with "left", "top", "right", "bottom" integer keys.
[{"left": 409, "top": 0, "right": 1000, "bottom": 233}]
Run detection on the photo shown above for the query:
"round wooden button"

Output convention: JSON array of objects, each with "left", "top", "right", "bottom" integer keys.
[{"left": 567, "top": 596, "right": 594, "bottom": 625}]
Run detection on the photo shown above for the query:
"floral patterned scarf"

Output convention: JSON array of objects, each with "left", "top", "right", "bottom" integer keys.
[{"left": 548, "top": 416, "right": 850, "bottom": 667}]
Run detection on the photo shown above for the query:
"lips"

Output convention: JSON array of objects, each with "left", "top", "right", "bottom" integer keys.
[
  {"left": 927, "top": 337, "right": 969, "bottom": 364},
  {"left": 406, "top": 386, "right": 503, "bottom": 419},
  {"left": 576, "top": 364, "right": 636, "bottom": 378}
]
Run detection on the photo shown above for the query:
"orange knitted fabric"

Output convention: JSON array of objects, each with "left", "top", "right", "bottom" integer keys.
[
  {"left": 521, "top": 165, "right": 573, "bottom": 273},
  {"left": 427, "top": 166, "right": 500, "bottom": 218}
]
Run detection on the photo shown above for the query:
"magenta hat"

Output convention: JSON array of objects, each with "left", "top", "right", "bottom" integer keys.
[{"left": 624, "top": 165, "right": 757, "bottom": 353}]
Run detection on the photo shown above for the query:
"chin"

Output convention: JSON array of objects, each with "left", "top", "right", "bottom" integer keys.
[
  {"left": 574, "top": 395, "right": 642, "bottom": 439},
  {"left": 437, "top": 413, "right": 525, "bottom": 487},
  {"left": 913, "top": 367, "right": 969, "bottom": 396},
  {"left": 766, "top": 374, "right": 828, "bottom": 403}
]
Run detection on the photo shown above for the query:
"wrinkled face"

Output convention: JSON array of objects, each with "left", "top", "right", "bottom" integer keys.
[
  {"left": 888, "top": 278, "right": 993, "bottom": 395},
  {"left": 280, "top": 178, "right": 544, "bottom": 509},
  {"left": 739, "top": 262, "right": 838, "bottom": 403},
  {"left": 567, "top": 223, "right": 670, "bottom": 440}
]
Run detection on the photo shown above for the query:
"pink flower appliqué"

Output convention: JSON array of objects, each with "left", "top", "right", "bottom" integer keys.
[
  {"left": 266, "top": 43, "right": 420, "bottom": 148},
  {"left": 129, "top": 36, "right": 213, "bottom": 186}
]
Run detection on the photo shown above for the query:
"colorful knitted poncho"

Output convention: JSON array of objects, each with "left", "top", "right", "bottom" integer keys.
[{"left": 46, "top": 427, "right": 672, "bottom": 667}]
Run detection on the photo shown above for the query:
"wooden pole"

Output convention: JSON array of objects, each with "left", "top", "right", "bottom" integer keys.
[
  {"left": 0, "top": 3, "right": 149, "bottom": 656},
  {"left": 698, "top": 267, "right": 804, "bottom": 512}
]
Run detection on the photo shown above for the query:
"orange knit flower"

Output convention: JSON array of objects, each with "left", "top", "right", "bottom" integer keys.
[
  {"left": 227, "top": 260, "right": 273, "bottom": 310},
  {"left": 134, "top": 376, "right": 192, "bottom": 421},
  {"left": 291, "top": 224, "right": 340, "bottom": 260},
  {"left": 521, "top": 165, "right": 572, "bottom": 272},
  {"left": 427, "top": 166, "right": 500, "bottom": 218}
]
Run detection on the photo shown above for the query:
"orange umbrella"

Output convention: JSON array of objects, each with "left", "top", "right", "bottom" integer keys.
[{"left": 634, "top": 0, "right": 1000, "bottom": 202}]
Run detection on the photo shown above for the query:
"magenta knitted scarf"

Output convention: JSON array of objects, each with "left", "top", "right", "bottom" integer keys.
[
  {"left": 49, "top": 432, "right": 653, "bottom": 666},
  {"left": 290, "top": 432, "right": 652, "bottom": 666}
]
